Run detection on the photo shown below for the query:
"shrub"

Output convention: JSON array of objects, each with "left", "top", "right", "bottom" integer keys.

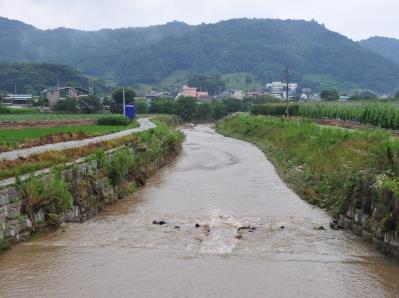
[
  {"left": 321, "top": 89, "right": 339, "bottom": 101},
  {"left": 0, "top": 105, "right": 11, "bottom": 114},
  {"left": 97, "top": 115, "right": 131, "bottom": 126},
  {"left": 175, "top": 97, "right": 197, "bottom": 121},
  {"left": 78, "top": 95, "right": 103, "bottom": 114},
  {"left": 17, "top": 173, "right": 73, "bottom": 226},
  {"left": 149, "top": 98, "right": 176, "bottom": 114},
  {"left": 53, "top": 97, "right": 78, "bottom": 113},
  {"left": 104, "top": 147, "right": 134, "bottom": 187},
  {"left": 0, "top": 106, "right": 39, "bottom": 114},
  {"left": 136, "top": 99, "right": 149, "bottom": 114},
  {"left": 250, "top": 103, "right": 299, "bottom": 116},
  {"left": 0, "top": 239, "right": 11, "bottom": 251}
]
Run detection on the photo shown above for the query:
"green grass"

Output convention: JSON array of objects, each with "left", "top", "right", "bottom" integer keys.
[
  {"left": 0, "top": 113, "right": 108, "bottom": 122},
  {"left": 216, "top": 113, "right": 399, "bottom": 222},
  {"left": 0, "top": 115, "right": 181, "bottom": 180},
  {"left": 251, "top": 102, "right": 399, "bottom": 130},
  {"left": 0, "top": 121, "right": 139, "bottom": 148},
  {"left": 217, "top": 113, "right": 399, "bottom": 235}
]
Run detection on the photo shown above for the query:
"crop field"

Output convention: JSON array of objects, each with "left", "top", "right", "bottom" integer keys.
[
  {"left": 0, "top": 113, "right": 107, "bottom": 122},
  {"left": 251, "top": 102, "right": 399, "bottom": 130},
  {"left": 0, "top": 121, "right": 139, "bottom": 151}
]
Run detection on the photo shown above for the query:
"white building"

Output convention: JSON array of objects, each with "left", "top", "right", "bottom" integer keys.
[
  {"left": 2, "top": 94, "right": 33, "bottom": 106},
  {"left": 219, "top": 89, "right": 244, "bottom": 100},
  {"left": 266, "top": 82, "right": 298, "bottom": 93}
]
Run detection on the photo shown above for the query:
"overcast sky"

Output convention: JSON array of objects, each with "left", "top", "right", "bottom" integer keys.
[{"left": 0, "top": 0, "right": 397, "bottom": 40}]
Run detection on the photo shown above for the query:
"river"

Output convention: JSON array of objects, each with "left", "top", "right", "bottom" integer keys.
[{"left": 1, "top": 125, "right": 399, "bottom": 297}]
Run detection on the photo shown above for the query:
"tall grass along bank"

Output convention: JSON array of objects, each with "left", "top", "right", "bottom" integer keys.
[
  {"left": 217, "top": 113, "right": 399, "bottom": 256},
  {"left": 251, "top": 102, "right": 399, "bottom": 130}
]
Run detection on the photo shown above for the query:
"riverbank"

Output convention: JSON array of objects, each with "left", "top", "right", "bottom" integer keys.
[
  {"left": 216, "top": 113, "right": 399, "bottom": 257},
  {"left": 0, "top": 116, "right": 183, "bottom": 252}
]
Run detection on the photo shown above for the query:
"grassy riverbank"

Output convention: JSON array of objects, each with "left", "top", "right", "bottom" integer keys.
[
  {"left": 0, "top": 115, "right": 183, "bottom": 251},
  {"left": 216, "top": 113, "right": 399, "bottom": 236},
  {"left": 0, "top": 116, "right": 178, "bottom": 180}
]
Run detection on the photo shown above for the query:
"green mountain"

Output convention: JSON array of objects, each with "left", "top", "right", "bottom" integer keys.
[
  {"left": 359, "top": 36, "right": 399, "bottom": 66},
  {"left": 0, "top": 62, "right": 108, "bottom": 96},
  {"left": 1, "top": 17, "right": 399, "bottom": 93}
]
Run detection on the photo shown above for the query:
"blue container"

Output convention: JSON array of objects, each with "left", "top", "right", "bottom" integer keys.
[{"left": 125, "top": 105, "right": 136, "bottom": 120}]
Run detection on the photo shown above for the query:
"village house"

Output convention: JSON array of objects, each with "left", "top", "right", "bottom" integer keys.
[
  {"left": 265, "top": 81, "right": 298, "bottom": 99},
  {"left": 177, "top": 85, "right": 209, "bottom": 101},
  {"left": 219, "top": 89, "right": 244, "bottom": 100},
  {"left": 145, "top": 90, "right": 173, "bottom": 100},
  {"left": 40, "top": 87, "right": 90, "bottom": 106},
  {"left": 246, "top": 90, "right": 265, "bottom": 98},
  {"left": 2, "top": 94, "right": 33, "bottom": 106}
]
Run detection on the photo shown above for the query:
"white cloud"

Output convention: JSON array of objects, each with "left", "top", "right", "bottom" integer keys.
[{"left": 0, "top": 0, "right": 397, "bottom": 39}]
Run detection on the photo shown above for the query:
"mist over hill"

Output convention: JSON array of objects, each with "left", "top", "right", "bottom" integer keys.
[
  {"left": 359, "top": 36, "right": 399, "bottom": 66},
  {"left": 1, "top": 17, "right": 399, "bottom": 93}
]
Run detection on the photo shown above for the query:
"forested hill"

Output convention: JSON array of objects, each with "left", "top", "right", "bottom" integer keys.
[
  {"left": 0, "top": 62, "right": 101, "bottom": 95},
  {"left": 359, "top": 37, "right": 399, "bottom": 66},
  {"left": 1, "top": 17, "right": 399, "bottom": 93}
]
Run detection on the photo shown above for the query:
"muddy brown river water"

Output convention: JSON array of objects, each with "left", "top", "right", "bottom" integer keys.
[{"left": 1, "top": 125, "right": 399, "bottom": 297}]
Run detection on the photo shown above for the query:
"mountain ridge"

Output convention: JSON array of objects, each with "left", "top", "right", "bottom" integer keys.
[
  {"left": 359, "top": 36, "right": 399, "bottom": 67},
  {"left": 0, "top": 16, "right": 398, "bottom": 93}
]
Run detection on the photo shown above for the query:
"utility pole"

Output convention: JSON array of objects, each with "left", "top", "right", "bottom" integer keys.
[
  {"left": 285, "top": 67, "right": 290, "bottom": 117},
  {"left": 122, "top": 87, "right": 126, "bottom": 116}
]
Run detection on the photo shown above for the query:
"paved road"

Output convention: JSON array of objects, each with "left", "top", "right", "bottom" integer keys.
[{"left": 0, "top": 118, "right": 156, "bottom": 161}]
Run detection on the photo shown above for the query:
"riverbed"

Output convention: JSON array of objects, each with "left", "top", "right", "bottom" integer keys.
[{"left": 0, "top": 125, "right": 398, "bottom": 297}]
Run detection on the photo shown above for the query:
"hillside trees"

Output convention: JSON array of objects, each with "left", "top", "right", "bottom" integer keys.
[
  {"left": 321, "top": 89, "right": 339, "bottom": 101},
  {"left": 110, "top": 88, "right": 135, "bottom": 114},
  {"left": 2, "top": 18, "right": 398, "bottom": 93}
]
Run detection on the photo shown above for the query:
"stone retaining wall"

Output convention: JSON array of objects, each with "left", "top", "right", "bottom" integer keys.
[
  {"left": 0, "top": 142, "right": 181, "bottom": 250},
  {"left": 336, "top": 195, "right": 399, "bottom": 257}
]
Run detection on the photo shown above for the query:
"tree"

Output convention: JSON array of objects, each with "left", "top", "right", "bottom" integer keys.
[
  {"left": 111, "top": 88, "right": 135, "bottom": 114},
  {"left": 187, "top": 74, "right": 225, "bottom": 95},
  {"left": 53, "top": 98, "right": 78, "bottom": 112},
  {"left": 29, "top": 97, "right": 49, "bottom": 107},
  {"left": 211, "top": 101, "right": 227, "bottom": 120},
  {"left": 112, "top": 88, "right": 135, "bottom": 104},
  {"left": 222, "top": 98, "right": 248, "bottom": 113},
  {"left": 395, "top": 90, "right": 399, "bottom": 99},
  {"left": 321, "top": 89, "right": 339, "bottom": 101},
  {"left": 150, "top": 98, "right": 176, "bottom": 114},
  {"left": 78, "top": 95, "right": 103, "bottom": 114},
  {"left": 102, "top": 96, "right": 113, "bottom": 107},
  {"left": 245, "top": 75, "right": 252, "bottom": 91},
  {"left": 135, "top": 99, "right": 149, "bottom": 114},
  {"left": 349, "top": 91, "right": 378, "bottom": 100},
  {"left": 195, "top": 102, "right": 213, "bottom": 120},
  {"left": 175, "top": 97, "right": 197, "bottom": 121}
]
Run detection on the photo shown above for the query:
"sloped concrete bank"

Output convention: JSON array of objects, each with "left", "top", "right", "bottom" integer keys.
[{"left": 0, "top": 123, "right": 183, "bottom": 252}]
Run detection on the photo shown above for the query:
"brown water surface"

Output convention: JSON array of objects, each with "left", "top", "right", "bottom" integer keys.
[{"left": 1, "top": 125, "right": 399, "bottom": 297}]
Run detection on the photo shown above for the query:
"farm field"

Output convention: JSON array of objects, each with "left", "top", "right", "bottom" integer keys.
[
  {"left": 0, "top": 121, "right": 139, "bottom": 151},
  {"left": 0, "top": 113, "right": 108, "bottom": 122},
  {"left": 251, "top": 101, "right": 399, "bottom": 130}
]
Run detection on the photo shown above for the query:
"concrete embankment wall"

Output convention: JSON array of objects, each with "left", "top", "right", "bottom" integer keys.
[{"left": 0, "top": 140, "right": 181, "bottom": 250}]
